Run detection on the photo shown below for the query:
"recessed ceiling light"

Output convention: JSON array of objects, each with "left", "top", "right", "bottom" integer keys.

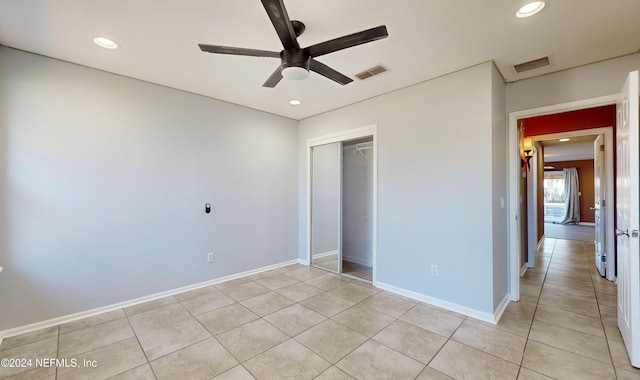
[
  {"left": 93, "top": 37, "right": 119, "bottom": 49},
  {"left": 289, "top": 99, "right": 302, "bottom": 106},
  {"left": 559, "top": 138, "right": 570, "bottom": 142},
  {"left": 516, "top": 1, "right": 546, "bottom": 18}
]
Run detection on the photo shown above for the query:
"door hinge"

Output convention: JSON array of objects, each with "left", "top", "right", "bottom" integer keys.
[{"left": 632, "top": 230, "right": 639, "bottom": 238}]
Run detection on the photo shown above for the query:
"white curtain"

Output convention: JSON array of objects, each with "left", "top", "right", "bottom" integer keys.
[{"left": 560, "top": 167, "right": 580, "bottom": 224}]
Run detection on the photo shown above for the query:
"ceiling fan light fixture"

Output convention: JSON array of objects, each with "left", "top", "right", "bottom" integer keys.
[
  {"left": 516, "top": 1, "right": 546, "bottom": 18},
  {"left": 282, "top": 66, "right": 310, "bottom": 81},
  {"left": 93, "top": 36, "right": 119, "bottom": 49},
  {"left": 559, "top": 138, "right": 570, "bottom": 142}
]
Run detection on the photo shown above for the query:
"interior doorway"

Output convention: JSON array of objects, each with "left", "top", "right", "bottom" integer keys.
[
  {"left": 508, "top": 96, "right": 617, "bottom": 301},
  {"left": 307, "top": 125, "right": 378, "bottom": 283}
]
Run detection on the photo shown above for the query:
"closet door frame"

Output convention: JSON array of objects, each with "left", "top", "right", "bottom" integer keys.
[{"left": 306, "top": 124, "right": 378, "bottom": 283}]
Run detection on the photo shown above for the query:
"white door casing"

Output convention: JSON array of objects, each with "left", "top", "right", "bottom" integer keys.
[
  {"left": 616, "top": 70, "right": 640, "bottom": 367},
  {"left": 594, "top": 134, "right": 606, "bottom": 276}
]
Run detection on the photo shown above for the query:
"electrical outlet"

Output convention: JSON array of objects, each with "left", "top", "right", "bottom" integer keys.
[
  {"left": 431, "top": 265, "right": 438, "bottom": 276},
  {"left": 207, "top": 253, "right": 215, "bottom": 263}
]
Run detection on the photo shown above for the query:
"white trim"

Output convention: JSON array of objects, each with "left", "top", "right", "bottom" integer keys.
[
  {"left": 508, "top": 94, "right": 618, "bottom": 302},
  {"left": 521, "top": 264, "right": 528, "bottom": 276},
  {"left": 376, "top": 281, "right": 503, "bottom": 324},
  {"left": 0, "top": 259, "right": 300, "bottom": 340},
  {"left": 307, "top": 124, "right": 378, "bottom": 283}
]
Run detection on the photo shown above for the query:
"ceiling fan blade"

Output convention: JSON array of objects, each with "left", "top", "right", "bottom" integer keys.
[
  {"left": 310, "top": 59, "right": 353, "bottom": 85},
  {"left": 263, "top": 66, "right": 283, "bottom": 88},
  {"left": 199, "top": 44, "right": 281, "bottom": 58},
  {"left": 305, "top": 25, "right": 388, "bottom": 58},
  {"left": 261, "top": 0, "right": 300, "bottom": 50}
]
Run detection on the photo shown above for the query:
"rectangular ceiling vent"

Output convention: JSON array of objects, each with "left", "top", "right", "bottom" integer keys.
[
  {"left": 355, "top": 65, "right": 388, "bottom": 80},
  {"left": 514, "top": 56, "right": 551, "bottom": 73}
]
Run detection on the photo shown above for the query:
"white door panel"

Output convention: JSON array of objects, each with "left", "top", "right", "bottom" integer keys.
[
  {"left": 617, "top": 70, "right": 640, "bottom": 367},
  {"left": 594, "top": 134, "right": 606, "bottom": 276}
]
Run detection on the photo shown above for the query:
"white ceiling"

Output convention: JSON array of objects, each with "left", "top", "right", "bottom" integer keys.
[
  {"left": 542, "top": 135, "right": 597, "bottom": 162},
  {"left": 1, "top": 0, "right": 639, "bottom": 120}
]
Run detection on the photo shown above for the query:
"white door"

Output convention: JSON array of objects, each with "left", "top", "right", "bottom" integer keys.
[
  {"left": 594, "top": 134, "right": 606, "bottom": 276},
  {"left": 617, "top": 70, "right": 640, "bottom": 367}
]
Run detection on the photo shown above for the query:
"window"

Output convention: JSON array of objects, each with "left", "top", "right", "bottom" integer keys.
[{"left": 544, "top": 172, "right": 565, "bottom": 223}]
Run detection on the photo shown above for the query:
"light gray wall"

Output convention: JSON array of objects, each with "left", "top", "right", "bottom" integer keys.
[
  {"left": 507, "top": 53, "right": 640, "bottom": 113},
  {"left": 298, "top": 62, "right": 502, "bottom": 315},
  {"left": 311, "top": 143, "right": 341, "bottom": 256},
  {"left": 0, "top": 47, "right": 298, "bottom": 330},
  {"left": 342, "top": 142, "right": 373, "bottom": 266},
  {"left": 491, "top": 64, "right": 508, "bottom": 308}
]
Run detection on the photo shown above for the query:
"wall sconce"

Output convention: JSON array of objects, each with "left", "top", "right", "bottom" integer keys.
[{"left": 522, "top": 137, "right": 533, "bottom": 169}]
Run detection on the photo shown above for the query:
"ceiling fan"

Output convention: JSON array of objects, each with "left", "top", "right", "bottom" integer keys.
[{"left": 198, "top": 0, "right": 388, "bottom": 88}]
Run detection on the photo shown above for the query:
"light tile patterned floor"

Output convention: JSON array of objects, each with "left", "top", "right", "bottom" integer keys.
[{"left": 1, "top": 238, "right": 638, "bottom": 379}]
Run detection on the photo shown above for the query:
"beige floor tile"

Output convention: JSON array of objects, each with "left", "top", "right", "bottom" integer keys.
[
  {"left": 274, "top": 282, "right": 324, "bottom": 302},
  {"left": 359, "top": 291, "right": 417, "bottom": 319},
  {"left": 616, "top": 367, "right": 640, "bottom": 380},
  {"left": 196, "top": 303, "right": 259, "bottom": 336},
  {"left": 603, "top": 317, "right": 624, "bottom": 343},
  {"left": 596, "top": 292, "right": 617, "bottom": 308},
  {"left": 59, "top": 309, "right": 126, "bottom": 334},
  {"left": 216, "top": 319, "right": 288, "bottom": 362},
  {"left": 0, "top": 326, "right": 58, "bottom": 351},
  {"left": 538, "top": 293, "right": 600, "bottom": 318},
  {"left": 546, "top": 268, "right": 592, "bottom": 282},
  {"left": 522, "top": 340, "right": 616, "bottom": 380},
  {"left": 429, "top": 340, "right": 520, "bottom": 380},
  {"left": 263, "top": 304, "right": 326, "bottom": 336},
  {"left": 58, "top": 317, "right": 134, "bottom": 357},
  {"left": 2, "top": 366, "right": 56, "bottom": 379},
  {"left": 283, "top": 267, "right": 326, "bottom": 281},
  {"left": 451, "top": 319, "right": 526, "bottom": 364},
  {"left": 303, "top": 273, "right": 348, "bottom": 291},
  {"left": 315, "top": 366, "right": 355, "bottom": 380},
  {"left": 416, "top": 366, "right": 454, "bottom": 380},
  {"left": 295, "top": 320, "right": 368, "bottom": 364},
  {"left": 109, "top": 364, "right": 156, "bottom": 380},
  {"left": 123, "top": 296, "right": 177, "bottom": 317},
  {"left": 517, "top": 367, "right": 555, "bottom": 379},
  {"left": 544, "top": 275, "right": 594, "bottom": 292},
  {"left": 240, "top": 291, "right": 296, "bottom": 317},
  {"left": 336, "top": 340, "right": 425, "bottom": 380},
  {"left": 213, "top": 277, "right": 253, "bottom": 291},
  {"left": 253, "top": 274, "right": 299, "bottom": 290},
  {"left": 332, "top": 304, "right": 395, "bottom": 337},
  {"left": 150, "top": 338, "right": 237, "bottom": 380},
  {"left": 542, "top": 282, "right": 596, "bottom": 302},
  {"left": 373, "top": 320, "right": 447, "bottom": 364},
  {"left": 329, "top": 283, "right": 379, "bottom": 303},
  {"left": 173, "top": 285, "right": 219, "bottom": 302},
  {"left": 137, "top": 317, "right": 211, "bottom": 360},
  {"left": 217, "top": 281, "right": 271, "bottom": 302},
  {"left": 57, "top": 337, "right": 147, "bottom": 380},
  {"left": 127, "top": 303, "right": 192, "bottom": 336},
  {"left": 534, "top": 304, "right": 605, "bottom": 338},
  {"left": 528, "top": 320, "right": 611, "bottom": 364},
  {"left": 399, "top": 303, "right": 464, "bottom": 338},
  {"left": 244, "top": 339, "right": 330, "bottom": 380},
  {"left": 505, "top": 301, "right": 537, "bottom": 319},
  {"left": 0, "top": 337, "right": 58, "bottom": 379},
  {"left": 300, "top": 292, "right": 356, "bottom": 317},
  {"left": 212, "top": 365, "right": 256, "bottom": 380},
  {"left": 178, "top": 289, "right": 235, "bottom": 315},
  {"left": 609, "top": 339, "right": 640, "bottom": 374}
]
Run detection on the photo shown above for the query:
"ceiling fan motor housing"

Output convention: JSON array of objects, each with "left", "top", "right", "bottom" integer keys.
[{"left": 281, "top": 49, "right": 310, "bottom": 80}]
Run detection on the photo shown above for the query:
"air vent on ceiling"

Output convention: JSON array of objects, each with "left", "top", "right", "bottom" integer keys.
[
  {"left": 514, "top": 56, "right": 551, "bottom": 73},
  {"left": 355, "top": 65, "right": 388, "bottom": 80}
]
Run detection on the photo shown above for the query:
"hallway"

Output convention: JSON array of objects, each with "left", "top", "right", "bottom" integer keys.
[{"left": 518, "top": 237, "right": 638, "bottom": 378}]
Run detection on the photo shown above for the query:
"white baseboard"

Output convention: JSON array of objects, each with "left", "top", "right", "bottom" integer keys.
[
  {"left": 342, "top": 255, "right": 372, "bottom": 267},
  {"left": 375, "top": 281, "right": 501, "bottom": 324},
  {"left": 0, "top": 259, "right": 301, "bottom": 340},
  {"left": 520, "top": 264, "right": 528, "bottom": 276},
  {"left": 493, "top": 294, "right": 510, "bottom": 323}
]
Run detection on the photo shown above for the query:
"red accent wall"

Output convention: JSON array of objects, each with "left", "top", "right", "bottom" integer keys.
[{"left": 520, "top": 105, "right": 616, "bottom": 137}]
